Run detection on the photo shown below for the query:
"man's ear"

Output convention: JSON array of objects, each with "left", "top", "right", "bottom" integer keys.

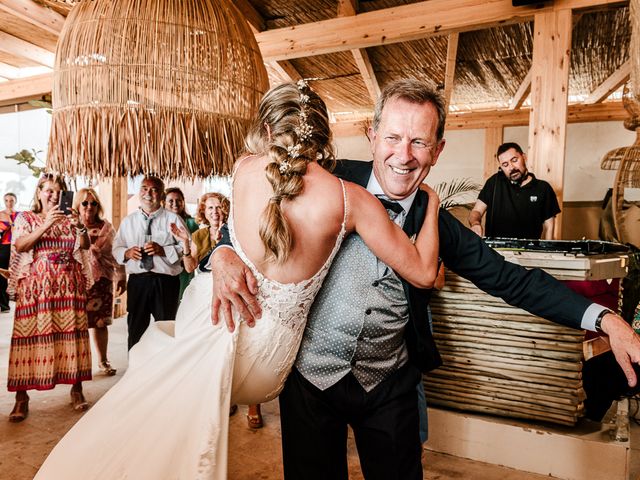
[
  {"left": 430, "top": 138, "right": 446, "bottom": 167},
  {"left": 368, "top": 126, "right": 376, "bottom": 155}
]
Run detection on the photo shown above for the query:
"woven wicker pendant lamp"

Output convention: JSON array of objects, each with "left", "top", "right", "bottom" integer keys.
[{"left": 47, "top": 0, "right": 269, "bottom": 179}]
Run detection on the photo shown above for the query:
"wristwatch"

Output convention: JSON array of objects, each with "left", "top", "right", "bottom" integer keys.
[{"left": 594, "top": 309, "right": 612, "bottom": 333}]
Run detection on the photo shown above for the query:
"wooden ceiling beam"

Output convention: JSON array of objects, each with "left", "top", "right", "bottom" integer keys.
[
  {"left": 233, "top": 0, "right": 303, "bottom": 84},
  {"left": 0, "top": 61, "right": 19, "bottom": 79},
  {"left": 337, "top": 0, "right": 358, "bottom": 17},
  {"left": 508, "top": 68, "right": 532, "bottom": 110},
  {"left": 0, "top": 0, "right": 65, "bottom": 35},
  {"left": 269, "top": 59, "right": 303, "bottom": 82},
  {"left": 330, "top": 102, "right": 627, "bottom": 136},
  {"left": 584, "top": 59, "right": 631, "bottom": 104},
  {"left": 0, "top": 30, "right": 54, "bottom": 67},
  {"left": 0, "top": 72, "right": 51, "bottom": 104},
  {"left": 352, "top": 48, "right": 381, "bottom": 102},
  {"left": 338, "top": 0, "right": 381, "bottom": 103},
  {"left": 256, "top": 0, "right": 622, "bottom": 62},
  {"left": 232, "top": 0, "right": 265, "bottom": 33},
  {"left": 443, "top": 33, "right": 459, "bottom": 109}
]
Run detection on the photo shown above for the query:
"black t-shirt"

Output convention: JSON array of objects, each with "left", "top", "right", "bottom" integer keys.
[{"left": 478, "top": 171, "right": 561, "bottom": 239}]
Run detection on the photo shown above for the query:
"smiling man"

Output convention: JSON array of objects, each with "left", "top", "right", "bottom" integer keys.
[
  {"left": 112, "top": 176, "right": 187, "bottom": 349},
  {"left": 210, "top": 79, "right": 640, "bottom": 480},
  {"left": 468, "top": 142, "right": 560, "bottom": 239}
]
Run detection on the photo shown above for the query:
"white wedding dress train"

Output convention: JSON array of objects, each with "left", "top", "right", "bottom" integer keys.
[{"left": 35, "top": 181, "right": 347, "bottom": 480}]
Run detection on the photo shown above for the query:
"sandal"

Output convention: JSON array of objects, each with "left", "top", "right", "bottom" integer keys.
[
  {"left": 98, "top": 361, "right": 117, "bottom": 376},
  {"left": 247, "top": 412, "right": 263, "bottom": 429},
  {"left": 9, "top": 396, "right": 29, "bottom": 423},
  {"left": 70, "top": 390, "right": 89, "bottom": 412}
]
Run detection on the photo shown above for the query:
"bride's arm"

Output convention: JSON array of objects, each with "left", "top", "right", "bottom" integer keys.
[{"left": 347, "top": 182, "right": 439, "bottom": 289}]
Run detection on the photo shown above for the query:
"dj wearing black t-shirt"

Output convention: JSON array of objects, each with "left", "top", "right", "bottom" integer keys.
[{"left": 468, "top": 142, "right": 560, "bottom": 239}]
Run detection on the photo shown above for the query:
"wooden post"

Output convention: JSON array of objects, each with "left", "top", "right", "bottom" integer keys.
[
  {"left": 98, "top": 177, "right": 128, "bottom": 230},
  {"left": 484, "top": 127, "right": 503, "bottom": 180},
  {"left": 528, "top": 10, "right": 572, "bottom": 240}
]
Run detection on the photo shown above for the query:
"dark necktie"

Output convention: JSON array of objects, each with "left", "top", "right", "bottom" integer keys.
[{"left": 376, "top": 196, "right": 404, "bottom": 215}]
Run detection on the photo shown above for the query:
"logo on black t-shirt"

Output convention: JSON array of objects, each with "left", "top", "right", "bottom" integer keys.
[{"left": 529, "top": 196, "right": 538, "bottom": 202}]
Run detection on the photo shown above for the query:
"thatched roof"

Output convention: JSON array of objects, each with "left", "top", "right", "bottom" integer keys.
[{"left": 1, "top": 0, "right": 632, "bottom": 117}]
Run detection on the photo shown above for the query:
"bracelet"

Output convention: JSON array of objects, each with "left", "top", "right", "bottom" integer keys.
[
  {"left": 184, "top": 250, "right": 191, "bottom": 256},
  {"left": 594, "top": 309, "right": 612, "bottom": 333},
  {"left": 76, "top": 226, "right": 87, "bottom": 235}
]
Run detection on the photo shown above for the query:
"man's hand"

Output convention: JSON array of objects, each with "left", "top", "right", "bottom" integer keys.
[
  {"left": 144, "top": 241, "right": 165, "bottom": 256},
  {"left": 210, "top": 247, "right": 261, "bottom": 332},
  {"left": 125, "top": 246, "right": 142, "bottom": 261},
  {"left": 602, "top": 313, "right": 640, "bottom": 387}
]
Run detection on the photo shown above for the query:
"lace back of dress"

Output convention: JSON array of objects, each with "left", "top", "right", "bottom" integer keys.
[{"left": 228, "top": 178, "right": 348, "bottom": 330}]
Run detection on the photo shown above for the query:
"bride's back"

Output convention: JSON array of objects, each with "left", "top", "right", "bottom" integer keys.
[
  {"left": 229, "top": 81, "right": 343, "bottom": 285},
  {"left": 232, "top": 156, "right": 344, "bottom": 284}
]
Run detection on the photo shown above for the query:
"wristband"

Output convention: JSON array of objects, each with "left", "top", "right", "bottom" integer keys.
[{"left": 595, "top": 309, "right": 612, "bottom": 333}]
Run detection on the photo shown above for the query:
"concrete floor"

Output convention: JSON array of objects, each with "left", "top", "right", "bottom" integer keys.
[{"left": 0, "top": 304, "right": 635, "bottom": 479}]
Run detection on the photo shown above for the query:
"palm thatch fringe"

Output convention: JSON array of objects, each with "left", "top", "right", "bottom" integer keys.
[{"left": 47, "top": 107, "right": 248, "bottom": 179}]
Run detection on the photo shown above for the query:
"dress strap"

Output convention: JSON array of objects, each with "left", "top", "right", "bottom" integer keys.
[{"left": 338, "top": 178, "right": 348, "bottom": 230}]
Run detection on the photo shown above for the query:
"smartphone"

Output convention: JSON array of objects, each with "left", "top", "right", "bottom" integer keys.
[{"left": 58, "top": 190, "right": 74, "bottom": 215}]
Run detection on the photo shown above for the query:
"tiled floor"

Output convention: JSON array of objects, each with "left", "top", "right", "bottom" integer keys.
[{"left": 0, "top": 305, "right": 636, "bottom": 479}]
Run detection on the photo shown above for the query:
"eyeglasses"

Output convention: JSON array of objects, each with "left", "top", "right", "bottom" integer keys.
[{"left": 81, "top": 201, "right": 99, "bottom": 207}]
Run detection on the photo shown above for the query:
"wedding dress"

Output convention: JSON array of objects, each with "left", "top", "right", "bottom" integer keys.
[{"left": 34, "top": 181, "right": 347, "bottom": 480}]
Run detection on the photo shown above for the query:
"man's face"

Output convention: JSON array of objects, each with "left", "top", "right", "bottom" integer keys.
[
  {"left": 497, "top": 148, "right": 528, "bottom": 183},
  {"left": 139, "top": 179, "right": 163, "bottom": 213},
  {"left": 369, "top": 98, "right": 445, "bottom": 200}
]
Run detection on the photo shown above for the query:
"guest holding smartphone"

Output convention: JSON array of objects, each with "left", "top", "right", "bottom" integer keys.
[{"left": 7, "top": 174, "right": 93, "bottom": 422}]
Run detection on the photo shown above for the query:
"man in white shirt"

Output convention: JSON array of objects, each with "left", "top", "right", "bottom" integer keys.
[{"left": 113, "top": 176, "right": 188, "bottom": 349}]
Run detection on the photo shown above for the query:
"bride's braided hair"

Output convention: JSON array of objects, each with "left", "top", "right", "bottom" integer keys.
[{"left": 245, "top": 81, "right": 335, "bottom": 263}]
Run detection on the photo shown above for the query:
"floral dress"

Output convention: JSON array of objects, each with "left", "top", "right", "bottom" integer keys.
[
  {"left": 86, "top": 220, "right": 125, "bottom": 328},
  {"left": 7, "top": 211, "right": 92, "bottom": 391}
]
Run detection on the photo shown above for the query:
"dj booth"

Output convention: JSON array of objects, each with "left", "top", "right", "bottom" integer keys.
[{"left": 424, "top": 239, "right": 633, "bottom": 480}]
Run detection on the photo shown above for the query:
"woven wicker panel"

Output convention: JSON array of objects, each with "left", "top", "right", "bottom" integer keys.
[
  {"left": 47, "top": 0, "right": 269, "bottom": 180},
  {"left": 358, "top": 0, "right": 424, "bottom": 12}
]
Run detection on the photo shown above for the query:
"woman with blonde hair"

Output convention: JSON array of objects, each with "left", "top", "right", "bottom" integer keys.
[
  {"left": 36, "top": 82, "right": 439, "bottom": 479},
  {"left": 8, "top": 174, "right": 93, "bottom": 421},
  {"left": 73, "top": 188, "right": 126, "bottom": 376}
]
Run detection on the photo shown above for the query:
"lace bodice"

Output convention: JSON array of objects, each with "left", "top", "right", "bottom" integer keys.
[{"left": 228, "top": 178, "right": 347, "bottom": 331}]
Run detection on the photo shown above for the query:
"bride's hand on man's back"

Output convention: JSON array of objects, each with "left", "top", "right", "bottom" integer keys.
[{"left": 210, "top": 247, "right": 261, "bottom": 331}]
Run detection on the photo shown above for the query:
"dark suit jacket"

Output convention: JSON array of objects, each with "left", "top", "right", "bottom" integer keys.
[
  {"left": 211, "top": 159, "right": 592, "bottom": 372},
  {"left": 332, "top": 160, "right": 591, "bottom": 372}
]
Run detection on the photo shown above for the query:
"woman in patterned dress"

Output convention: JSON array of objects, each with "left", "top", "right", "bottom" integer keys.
[
  {"left": 7, "top": 174, "right": 93, "bottom": 422},
  {"left": 74, "top": 188, "right": 126, "bottom": 376}
]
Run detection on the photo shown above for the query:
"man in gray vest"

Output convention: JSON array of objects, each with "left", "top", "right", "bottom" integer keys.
[{"left": 210, "top": 79, "right": 640, "bottom": 480}]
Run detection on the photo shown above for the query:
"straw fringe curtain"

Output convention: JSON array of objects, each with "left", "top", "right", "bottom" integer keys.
[{"left": 47, "top": 0, "right": 269, "bottom": 179}]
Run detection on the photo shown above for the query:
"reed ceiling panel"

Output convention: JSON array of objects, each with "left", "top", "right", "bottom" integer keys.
[
  {"left": 358, "top": 0, "right": 425, "bottom": 12},
  {"left": 310, "top": 76, "right": 372, "bottom": 113},
  {"left": 570, "top": 7, "right": 630, "bottom": 98},
  {"left": 250, "top": 0, "right": 338, "bottom": 28},
  {"left": 453, "top": 22, "right": 533, "bottom": 108},
  {"left": 368, "top": 37, "right": 447, "bottom": 90}
]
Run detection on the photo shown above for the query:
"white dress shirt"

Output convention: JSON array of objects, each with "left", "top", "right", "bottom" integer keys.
[{"left": 113, "top": 207, "right": 188, "bottom": 276}]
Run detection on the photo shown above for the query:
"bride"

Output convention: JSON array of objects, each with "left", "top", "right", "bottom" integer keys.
[{"left": 35, "top": 81, "right": 440, "bottom": 479}]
